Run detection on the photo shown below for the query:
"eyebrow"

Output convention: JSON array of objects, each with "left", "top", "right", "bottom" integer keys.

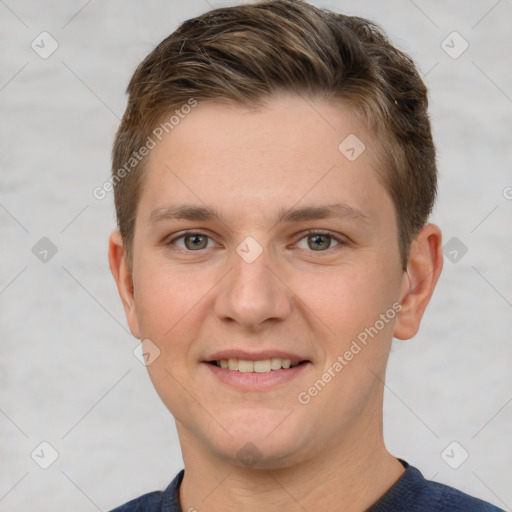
[{"left": 148, "top": 202, "right": 369, "bottom": 228}]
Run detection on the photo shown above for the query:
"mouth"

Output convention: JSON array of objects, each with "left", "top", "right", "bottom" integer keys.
[
  {"left": 203, "top": 349, "right": 312, "bottom": 390},
  {"left": 207, "top": 358, "right": 309, "bottom": 373},
  {"left": 203, "top": 355, "right": 311, "bottom": 391}
]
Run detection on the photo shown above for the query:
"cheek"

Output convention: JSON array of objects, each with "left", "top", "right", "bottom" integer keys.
[
  {"left": 295, "top": 266, "right": 400, "bottom": 423},
  {"left": 134, "top": 261, "right": 202, "bottom": 337},
  {"left": 291, "top": 258, "right": 402, "bottom": 399},
  {"left": 132, "top": 260, "right": 220, "bottom": 389},
  {"left": 296, "top": 260, "right": 399, "bottom": 338},
  {"left": 133, "top": 263, "right": 207, "bottom": 421}
]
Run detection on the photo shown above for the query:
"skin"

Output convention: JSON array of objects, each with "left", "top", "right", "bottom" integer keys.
[{"left": 109, "top": 92, "right": 443, "bottom": 512}]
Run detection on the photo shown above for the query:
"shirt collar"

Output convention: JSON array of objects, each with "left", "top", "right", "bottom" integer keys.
[
  {"left": 161, "top": 469, "right": 185, "bottom": 512},
  {"left": 159, "top": 460, "right": 419, "bottom": 512}
]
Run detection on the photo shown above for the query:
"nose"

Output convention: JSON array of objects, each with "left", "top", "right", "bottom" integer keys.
[{"left": 213, "top": 239, "right": 293, "bottom": 331}]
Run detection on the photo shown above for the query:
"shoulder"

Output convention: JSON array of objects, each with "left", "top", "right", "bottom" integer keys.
[
  {"left": 108, "top": 490, "right": 163, "bottom": 512},
  {"left": 393, "top": 461, "right": 505, "bottom": 512},
  {"left": 418, "top": 477, "right": 505, "bottom": 512},
  {"left": 107, "top": 469, "right": 185, "bottom": 512},
  {"left": 369, "top": 461, "right": 505, "bottom": 512}
]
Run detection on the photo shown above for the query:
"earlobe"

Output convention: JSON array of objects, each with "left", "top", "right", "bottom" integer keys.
[
  {"left": 108, "top": 230, "right": 141, "bottom": 339},
  {"left": 393, "top": 224, "right": 443, "bottom": 340}
]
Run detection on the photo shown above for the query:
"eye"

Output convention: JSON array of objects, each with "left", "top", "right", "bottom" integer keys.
[
  {"left": 167, "top": 232, "right": 218, "bottom": 251},
  {"left": 295, "top": 230, "right": 345, "bottom": 252},
  {"left": 166, "top": 230, "right": 347, "bottom": 253}
]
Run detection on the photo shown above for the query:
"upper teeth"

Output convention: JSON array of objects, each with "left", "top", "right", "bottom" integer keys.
[{"left": 216, "top": 358, "right": 300, "bottom": 373}]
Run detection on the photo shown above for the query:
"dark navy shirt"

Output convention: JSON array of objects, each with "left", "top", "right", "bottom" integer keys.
[{"left": 109, "top": 459, "right": 505, "bottom": 511}]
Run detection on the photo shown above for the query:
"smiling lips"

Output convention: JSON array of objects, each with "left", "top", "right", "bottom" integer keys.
[
  {"left": 206, "top": 349, "right": 308, "bottom": 375},
  {"left": 205, "top": 355, "right": 310, "bottom": 391},
  {"left": 213, "top": 357, "right": 301, "bottom": 373}
]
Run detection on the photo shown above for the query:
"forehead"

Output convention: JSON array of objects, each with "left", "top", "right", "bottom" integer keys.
[
  {"left": 149, "top": 93, "right": 374, "bottom": 168},
  {"left": 138, "top": 93, "right": 393, "bottom": 229}
]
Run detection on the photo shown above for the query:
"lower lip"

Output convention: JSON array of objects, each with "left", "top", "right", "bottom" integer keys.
[{"left": 203, "top": 362, "right": 311, "bottom": 391}]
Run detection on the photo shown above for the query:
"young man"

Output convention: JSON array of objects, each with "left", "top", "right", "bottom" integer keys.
[{"left": 107, "top": 1, "right": 504, "bottom": 510}]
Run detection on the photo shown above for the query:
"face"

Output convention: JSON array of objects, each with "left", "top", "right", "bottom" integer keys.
[{"left": 115, "top": 93, "right": 413, "bottom": 469}]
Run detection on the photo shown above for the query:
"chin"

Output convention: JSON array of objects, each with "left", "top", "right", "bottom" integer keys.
[
  {"left": 214, "top": 437, "right": 308, "bottom": 471},
  {"left": 204, "top": 407, "right": 314, "bottom": 470}
]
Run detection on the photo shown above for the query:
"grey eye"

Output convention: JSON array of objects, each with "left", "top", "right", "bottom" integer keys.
[
  {"left": 171, "top": 233, "right": 213, "bottom": 251},
  {"left": 296, "top": 233, "right": 340, "bottom": 251},
  {"left": 308, "top": 234, "right": 331, "bottom": 251},
  {"left": 185, "top": 234, "right": 208, "bottom": 250}
]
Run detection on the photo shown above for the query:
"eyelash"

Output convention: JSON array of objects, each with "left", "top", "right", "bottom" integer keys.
[{"left": 165, "top": 229, "right": 348, "bottom": 253}]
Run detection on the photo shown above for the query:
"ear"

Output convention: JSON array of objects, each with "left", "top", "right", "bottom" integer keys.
[
  {"left": 394, "top": 223, "right": 443, "bottom": 340},
  {"left": 108, "top": 230, "right": 141, "bottom": 339}
]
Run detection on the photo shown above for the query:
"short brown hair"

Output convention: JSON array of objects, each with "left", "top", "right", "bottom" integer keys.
[{"left": 111, "top": 0, "right": 437, "bottom": 270}]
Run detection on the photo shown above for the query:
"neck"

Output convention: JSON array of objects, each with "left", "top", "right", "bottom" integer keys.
[{"left": 177, "top": 411, "right": 404, "bottom": 512}]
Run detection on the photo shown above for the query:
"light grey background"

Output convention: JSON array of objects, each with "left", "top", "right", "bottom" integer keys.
[{"left": 1, "top": 0, "right": 511, "bottom": 511}]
